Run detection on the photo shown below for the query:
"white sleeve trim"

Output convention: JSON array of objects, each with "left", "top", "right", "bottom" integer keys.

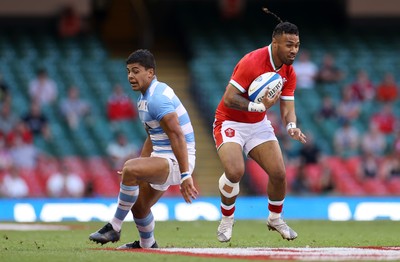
[{"left": 229, "top": 79, "right": 246, "bottom": 93}]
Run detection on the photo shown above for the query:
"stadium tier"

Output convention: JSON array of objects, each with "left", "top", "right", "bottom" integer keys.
[
  {"left": 1, "top": 2, "right": 399, "bottom": 197},
  {"left": 0, "top": 30, "right": 146, "bottom": 197},
  {"left": 174, "top": 2, "right": 400, "bottom": 196},
  {"left": 179, "top": 6, "right": 400, "bottom": 155}
]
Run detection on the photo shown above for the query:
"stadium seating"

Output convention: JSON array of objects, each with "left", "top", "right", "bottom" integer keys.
[
  {"left": 303, "top": 164, "right": 323, "bottom": 193},
  {"left": 0, "top": 30, "right": 151, "bottom": 197},
  {"left": 0, "top": 27, "right": 197, "bottom": 198},
  {"left": 18, "top": 168, "right": 45, "bottom": 197},
  {"left": 362, "top": 179, "right": 389, "bottom": 196},
  {"left": 177, "top": 3, "right": 400, "bottom": 196},
  {"left": 386, "top": 178, "right": 400, "bottom": 195},
  {"left": 246, "top": 159, "right": 297, "bottom": 195},
  {"left": 2, "top": 5, "right": 399, "bottom": 197}
]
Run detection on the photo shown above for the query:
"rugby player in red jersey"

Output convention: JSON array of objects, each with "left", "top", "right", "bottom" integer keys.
[{"left": 214, "top": 9, "right": 306, "bottom": 242}]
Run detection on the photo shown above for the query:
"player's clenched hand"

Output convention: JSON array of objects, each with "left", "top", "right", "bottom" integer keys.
[
  {"left": 288, "top": 127, "right": 307, "bottom": 144},
  {"left": 180, "top": 177, "right": 198, "bottom": 203},
  {"left": 261, "top": 90, "right": 281, "bottom": 110}
]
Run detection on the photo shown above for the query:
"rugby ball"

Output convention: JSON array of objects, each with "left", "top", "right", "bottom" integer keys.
[{"left": 248, "top": 72, "right": 283, "bottom": 103}]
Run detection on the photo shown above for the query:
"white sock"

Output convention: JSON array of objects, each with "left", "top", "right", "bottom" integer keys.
[{"left": 269, "top": 211, "right": 281, "bottom": 220}]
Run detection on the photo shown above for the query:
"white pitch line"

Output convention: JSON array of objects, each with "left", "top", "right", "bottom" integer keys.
[
  {"left": 0, "top": 223, "right": 71, "bottom": 231},
  {"left": 154, "top": 247, "right": 400, "bottom": 261}
]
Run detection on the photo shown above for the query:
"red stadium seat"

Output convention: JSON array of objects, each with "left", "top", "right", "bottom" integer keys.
[
  {"left": 246, "top": 160, "right": 309, "bottom": 194},
  {"left": 325, "top": 156, "right": 346, "bottom": 179},
  {"left": 246, "top": 159, "right": 268, "bottom": 195},
  {"left": 35, "top": 156, "right": 61, "bottom": 190},
  {"left": 18, "top": 168, "right": 45, "bottom": 197},
  {"left": 63, "top": 156, "right": 90, "bottom": 182},
  {"left": 344, "top": 156, "right": 361, "bottom": 178},
  {"left": 285, "top": 164, "right": 297, "bottom": 186},
  {"left": 386, "top": 177, "right": 400, "bottom": 195},
  {"left": 324, "top": 157, "right": 365, "bottom": 195},
  {"left": 304, "top": 164, "right": 323, "bottom": 193},
  {"left": 362, "top": 178, "right": 389, "bottom": 196},
  {"left": 334, "top": 176, "right": 365, "bottom": 196},
  {"left": 324, "top": 156, "right": 365, "bottom": 195},
  {"left": 0, "top": 170, "right": 5, "bottom": 182},
  {"left": 88, "top": 157, "right": 120, "bottom": 196}
]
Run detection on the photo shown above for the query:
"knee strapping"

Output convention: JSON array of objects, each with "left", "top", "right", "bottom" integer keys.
[{"left": 219, "top": 173, "right": 240, "bottom": 198}]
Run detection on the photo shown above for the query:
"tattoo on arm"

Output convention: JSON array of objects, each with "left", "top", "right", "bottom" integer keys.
[{"left": 227, "top": 95, "right": 249, "bottom": 111}]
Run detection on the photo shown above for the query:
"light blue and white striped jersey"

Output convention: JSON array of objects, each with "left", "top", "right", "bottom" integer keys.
[{"left": 137, "top": 77, "right": 195, "bottom": 155}]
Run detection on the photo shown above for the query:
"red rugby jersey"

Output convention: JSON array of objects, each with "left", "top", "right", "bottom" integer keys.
[{"left": 215, "top": 45, "right": 296, "bottom": 123}]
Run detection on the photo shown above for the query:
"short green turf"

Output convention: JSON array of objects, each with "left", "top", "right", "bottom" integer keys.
[{"left": 1, "top": 220, "right": 399, "bottom": 262}]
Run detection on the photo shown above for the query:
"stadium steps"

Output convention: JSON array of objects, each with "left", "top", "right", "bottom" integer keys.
[{"left": 153, "top": 44, "right": 224, "bottom": 196}]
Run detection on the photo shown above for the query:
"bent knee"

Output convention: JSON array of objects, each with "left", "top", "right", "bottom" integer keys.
[
  {"left": 224, "top": 171, "right": 243, "bottom": 183},
  {"left": 122, "top": 163, "right": 135, "bottom": 176},
  {"left": 224, "top": 165, "right": 245, "bottom": 183},
  {"left": 268, "top": 169, "right": 286, "bottom": 184},
  {"left": 121, "top": 160, "right": 141, "bottom": 182}
]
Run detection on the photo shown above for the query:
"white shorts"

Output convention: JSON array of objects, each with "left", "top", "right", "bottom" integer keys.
[
  {"left": 213, "top": 117, "right": 277, "bottom": 156},
  {"left": 149, "top": 152, "right": 196, "bottom": 191}
]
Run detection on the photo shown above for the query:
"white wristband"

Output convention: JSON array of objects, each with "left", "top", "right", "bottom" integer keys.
[
  {"left": 248, "top": 102, "right": 266, "bottom": 112},
  {"left": 286, "top": 122, "right": 296, "bottom": 131},
  {"left": 180, "top": 172, "right": 191, "bottom": 184}
]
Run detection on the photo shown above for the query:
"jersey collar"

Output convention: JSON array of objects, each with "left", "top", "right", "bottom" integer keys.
[
  {"left": 268, "top": 44, "right": 282, "bottom": 72},
  {"left": 147, "top": 76, "right": 159, "bottom": 95}
]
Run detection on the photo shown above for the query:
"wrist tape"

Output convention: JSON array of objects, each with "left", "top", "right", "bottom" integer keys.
[
  {"left": 286, "top": 122, "right": 297, "bottom": 131},
  {"left": 180, "top": 172, "right": 191, "bottom": 184}
]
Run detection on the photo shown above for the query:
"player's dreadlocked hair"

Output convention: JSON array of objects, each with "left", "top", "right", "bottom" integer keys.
[{"left": 262, "top": 7, "right": 299, "bottom": 38}]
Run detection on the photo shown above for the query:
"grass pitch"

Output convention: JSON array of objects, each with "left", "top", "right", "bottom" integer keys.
[{"left": 1, "top": 220, "right": 399, "bottom": 262}]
